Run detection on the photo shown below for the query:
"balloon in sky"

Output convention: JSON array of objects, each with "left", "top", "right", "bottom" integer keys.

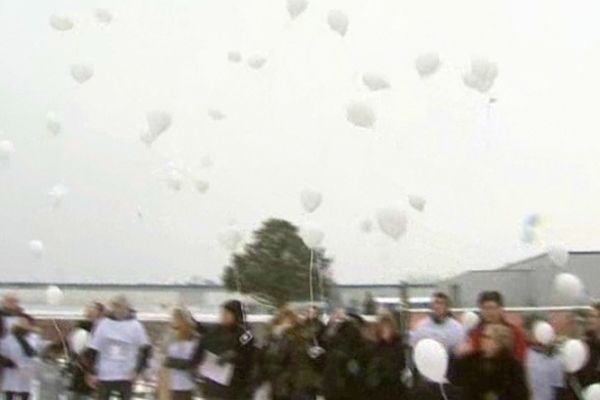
[
  {"left": 46, "top": 112, "right": 61, "bottom": 136},
  {"left": 70, "top": 328, "right": 90, "bottom": 354},
  {"left": 408, "top": 195, "right": 426, "bottom": 212},
  {"left": 219, "top": 226, "right": 243, "bottom": 252},
  {"left": 300, "top": 189, "right": 322, "bottom": 213},
  {"left": 227, "top": 51, "right": 242, "bottom": 63},
  {"left": 247, "top": 55, "right": 267, "bottom": 70},
  {"left": 208, "top": 109, "right": 226, "bottom": 121},
  {"left": 0, "top": 140, "right": 15, "bottom": 164},
  {"left": 362, "top": 73, "right": 390, "bottom": 91},
  {"left": 287, "top": 0, "right": 308, "bottom": 19},
  {"left": 414, "top": 339, "right": 448, "bottom": 383},
  {"left": 327, "top": 10, "right": 349, "bottom": 37},
  {"left": 463, "top": 58, "right": 498, "bottom": 93},
  {"left": 554, "top": 273, "right": 585, "bottom": 303},
  {"left": 346, "top": 102, "right": 375, "bottom": 129},
  {"left": 48, "top": 184, "right": 68, "bottom": 209},
  {"left": 200, "top": 155, "right": 213, "bottom": 168},
  {"left": 415, "top": 53, "right": 441, "bottom": 78},
  {"left": 94, "top": 9, "right": 112, "bottom": 25},
  {"left": 46, "top": 285, "right": 64, "bottom": 306},
  {"left": 142, "top": 111, "right": 171, "bottom": 145},
  {"left": 583, "top": 384, "right": 600, "bottom": 400},
  {"left": 548, "top": 245, "right": 569, "bottom": 267},
  {"left": 29, "top": 240, "right": 44, "bottom": 258},
  {"left": 376, "top": 207, "right": 408, "bottom": 240},
  {"left": 533, "top": 321, "right": 556, "bottom": 345},
  {"left": 560, "top": 339, "right": 589, "bottom": 373},
  {"left": 70, "top": 64, "right": 94, "bottom": 84},
  {"left": 300, "top": 222, "right": 324, "bottom": 249},
  {"left": 462, "top": 311, "right": 480, "bottom": 332},
  {"left": 359, "top": 219, "right": 373, "bottom": 233},
  {"left": 49, "top": 15, "right": 74, "bottom": 31},
  {"left": 194, "top": 179, "right": 210, "bottom": 194}
]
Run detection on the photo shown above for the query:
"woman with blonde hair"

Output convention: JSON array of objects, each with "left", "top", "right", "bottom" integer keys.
[
  {"left": 161, "top": 307, "right": 200, "bottom": 400},
  {"left": 450, "top": 323, "right": 529, "bottom": 400}
]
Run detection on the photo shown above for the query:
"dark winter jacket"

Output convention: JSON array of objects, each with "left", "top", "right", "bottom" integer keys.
[
  {"left": 577, "top": 331, "right": 600, "bottom": 387},
  {"left": 364, "top": 336, "right": 407, "bottom": 400},
  {"left": 448, "top": 352, "right": 530, "bottom": 400},
  {"left": 69, "top": 320, "right": 94, "bottom": 394},
  {"left": 321, "top": 319, "right": 367, "bottom": 400}
]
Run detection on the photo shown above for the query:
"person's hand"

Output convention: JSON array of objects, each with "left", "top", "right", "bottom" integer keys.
[
  {"left": 85, "top": 374, "right": 99, "bottom": 389},
  {"left": 454, "top": 341, "right": 474, "bottom": 357}
]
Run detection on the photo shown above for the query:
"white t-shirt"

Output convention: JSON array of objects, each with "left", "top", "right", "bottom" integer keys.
[
  {"left": 0, "top": 333, "right": 39, "bottom": 393},
  {"left": 167, "top": 340, "right": 197, "bottom": 391},
  {"left": 410, "top": 316, "right": 466, "bottom": 351},
  {"left": 89, "top": 318, "right": 150, "bottom": 381},
  {"left": 526, "top": 348, "right": 564, "bottom": 400}
]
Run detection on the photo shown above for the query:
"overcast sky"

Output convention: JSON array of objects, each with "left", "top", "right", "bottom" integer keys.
[{"left": 0, "top": 0, "right": 599, "bottom": 284}]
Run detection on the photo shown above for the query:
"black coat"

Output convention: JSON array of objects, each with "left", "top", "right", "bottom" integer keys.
[
  {"left": 364, "top": 336, "right": 407, "bottom": 400},
  {"left": 448, "top": 352, "right": 529, "bottom": 400}
]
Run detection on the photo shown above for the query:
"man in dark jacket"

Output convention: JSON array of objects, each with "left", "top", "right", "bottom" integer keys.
[{"left": 168, "top": 300, "right": 255, "bottom": 400}]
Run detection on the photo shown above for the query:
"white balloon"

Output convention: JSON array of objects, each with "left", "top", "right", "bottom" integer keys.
[
  {"left": 142, "top": 111, "right": 171, "bottom": 145},
  {"left": 48, "top": 184, "right": 69, "bottom": 209},
  {"left": 376, "top": 207, "right": 408, "bottom": 240},
  {"left": 49, "top": 15, "right": 74, "bottom": 31},
  {"left": 300, "top": 189, "right": 322, "bottom": 213},
  {"left": 227, "top": 51, "right": 242, "bottom": 63},
  {"left": 300, "top": 222, "right": 324, "bottom": 248},
  {"left": 533, "top": 321, "right": 556, "bottom": 345},
  {"left": 247, "top": 55, "right": 267, "bottom": 70},
  {"left": 0, "top": 140, "right": 15, "bottom": 163},
  {"left": 463, "top": 58, "right": 498, "bottom": 93},
  {"left": 362, "top": 73, "right": 390, "bottom": 91},
  {"left": 359, "top": 219, "right": 373, "bottom": 233},
  {"left": 166, "top": 169, "right": 184, "bottom": 191},
  {"left": 554, "top": 273, "right": 585, "bottom": 302},
  {"left": 200, "top": 155, "right": 213, "bottom": 168},
  {"left": 548, "top": 245, "right": 569, "bottom": 267},
  {"left": 219, "top": 226, "right": 243, "bottom": 252},
  {"left": 408, "top": 195, "right": 426, "bottom": 212},
  {"left": 414, "top": 339, "right": 448, "bottom": 383},
  {"left": 194, "top": 179, "right": 210, "bottom": 194},
  {"left": 560, "top": 339, "right": 589, "bottom": 373},
  {"left": 287, "top": 0, "right": 308, "bottom": 19},
  {"left": 461, "top": 311, "right": 480, "bottom": 332},
  {"left": 69, "top": 328, "right": 90, "bottom": 354},
  {"left": 346, "top": 102, "right": 375, "bottom": 129},
  {"left": 70, "top": 64, "right": 94, "bottom": 84},
  {"left": 208, "top": 109, "right": 226, "bottom": 121},
  {"left": 46, "top": 112, "right": 61, "bottom": 135},
  {"left": 94, "top": 9, "right": 113, "bottom": 25},
  {"left": 415, "top": 53, "right": 441, "bottom": 78},
  {"left": 327, "top": 10, "right": 349, "bottom": 37},
  {"left": 46, "top": 285, "right": 64, "bottom": 306},
  {"left": 583, "top": 384, "right": 600, "bottom": 400},
  {"left": 29, "top": 240, "right": 44, "bottom": 258}
]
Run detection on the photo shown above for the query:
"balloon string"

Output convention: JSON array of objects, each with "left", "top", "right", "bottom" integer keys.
[
  {"left": 439, "top": 383, "right": 449, "bottom": 400},
  {"left": 52, "top": 318, "right": 70, "bottom": 361},
  {"left": 568, "top": 375, "right": 584, "bottom": 400}
]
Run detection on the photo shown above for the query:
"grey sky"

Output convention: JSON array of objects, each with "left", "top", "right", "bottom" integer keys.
[{"left": 0, "top": 0, "right": 599, "bottom": 284}]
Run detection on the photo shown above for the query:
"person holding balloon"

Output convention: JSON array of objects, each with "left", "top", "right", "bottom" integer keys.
[
  {"left": 467, "top": 291, "right": 528, "bottom": 363},
  {"left": 449, "top": 323, "right": 530, "bottom": 400}
]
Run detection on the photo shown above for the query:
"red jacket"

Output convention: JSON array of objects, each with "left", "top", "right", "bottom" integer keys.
[{"left": 469, "top": 319, "right": 528, "bottom": 363}]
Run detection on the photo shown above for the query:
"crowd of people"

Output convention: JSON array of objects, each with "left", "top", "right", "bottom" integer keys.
[{"left": 0, "top": 290, "right": 599, "bottom": 400}]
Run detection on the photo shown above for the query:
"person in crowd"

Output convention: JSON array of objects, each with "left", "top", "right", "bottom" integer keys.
[
  {"left": 575, "top": 302, "right": 600, "bottom": 388},
  {"left": 85, "top": 295, "right": 152, "bottom": 400},
  {"left": 35, "top": 342, "right": 69, "bottom": 400},
  {"left": 0, "top": 316, "right": 40, "bottom": 400},
  {"left": 0, "top": 294, "right": 27, "bottom": 338},
  {"left": 69, "top": 302, "right": 105, "bottom": 400},
  {"left": 449, "top": 323, "right": 529, "bottom": 400},
  {"left": 523, "top": 314, "right": 565, "bottom": 400},
  {"left": 321, "top": 309, "right": 366, "bottom": 400},
  {"left": 364, "top": 311, "right": 406, "bottom": 400},
  {"left": 410, "top": 292, "right": 466, "bottom": 352},
  {"left": 468, "top": 291, "right": 528, "bottom": 362},
  {"left": 161, "top": 307, "right": 200, "bottom": 400},
  {"left": 303, "top": 305, "right": 326, "bottom": 346},
  {"left": 188, "top": 300, "right": 255, "bottom": 400}
]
